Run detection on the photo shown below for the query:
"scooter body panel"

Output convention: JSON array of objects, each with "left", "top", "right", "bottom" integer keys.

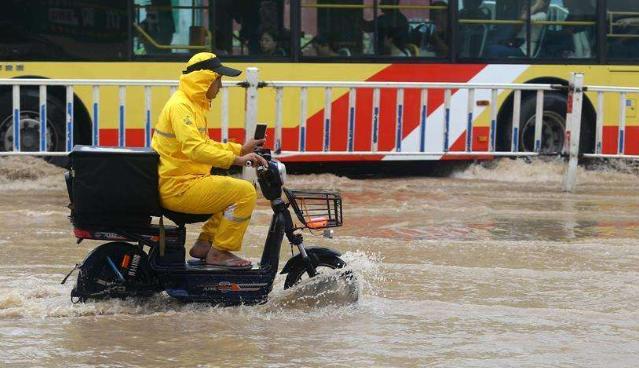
[{"left": 159, "top": 268, "right": 275, "bottom": 304}]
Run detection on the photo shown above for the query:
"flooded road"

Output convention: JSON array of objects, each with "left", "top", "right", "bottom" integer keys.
[{"left": 1, "top": 157, "right": 639, "bottom": 367}]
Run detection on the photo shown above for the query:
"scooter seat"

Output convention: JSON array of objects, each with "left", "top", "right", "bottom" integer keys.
[{"left": 162, "top": 209, "right": 212, "bottom": 225}]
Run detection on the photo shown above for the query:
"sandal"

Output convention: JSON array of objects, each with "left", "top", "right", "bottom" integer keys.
[{"left": 188, "top": 240, "right": 211, "bottom": 259}]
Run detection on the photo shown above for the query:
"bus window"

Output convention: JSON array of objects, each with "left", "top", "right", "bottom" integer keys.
[
  {"left": 369, "top": 0, "right": 449, "bottom": 58},
  {"left": 415, "top": 1, "right": 449, "bottom": 58},
  {"left": 607, "top": 1, "right": 639, "bottom": 59},
  {"left": 482, "top": 0, "right": 552, "bottom": 59},
  {"left": 212, "top": 0, "right": 290, "bottom": 57},
  {"left": 301, "top": 0, "right": 373, "bottom": 57},
  {"left": 530, "top": 0, "right": 596, "bottom": 59},
  {"left": 301, "top": 0, "right": 448, "bottom": 58},
  {"left": 457, "top": 0, "right": 492, "bottom": 58},
  {"left": 133, "top": 0, "right": 213, "bottom": 56},
  {"left": 0, "top": 0, "right": 128, "bottom": 61}
]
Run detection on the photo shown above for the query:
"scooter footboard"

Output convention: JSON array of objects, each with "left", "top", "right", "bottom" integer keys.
[{"left": 159, "top": 271, "right": 274, "bottom": 305}]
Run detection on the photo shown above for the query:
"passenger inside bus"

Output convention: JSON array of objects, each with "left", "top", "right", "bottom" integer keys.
[
  {"left": 362, "top": 0, "right": 409, "bottom": 55},
  {"left": 607, "top": 0, "right": 639, "bottom": 59},
  {"left": 211, "top": 0, "right": 287, "bottom": 56},
  {"left": 608, "top": 17, "right": 639, "bottom": 58},
  {"left": 484, "top": 0, "right": 550, "bottom": 58},
  {"left": 457, "top": 0, "right": 491, "bottom": 58},
  {"left": 383, "top": 26, "right": 411, "bottom": 56},
  {"left": 311, "top": 34, "right": 351, "bottom": 57},
  {"left": 559, "top": 0, "right": 596, "bottom": 58},
  {"left": 459, "top": 0, "right": 490, "bottom": 19},
  {"left": 423, "top": 1, "right": 449, "bottom": 57},
  {"left": 212, "top": 0, "right": 257, "bottom": 55},
  {"left": 260, "top": 29, "right": 287, "bottom": 56},
  {"left": 139, "top": 0, "right": 175, "bottom": 54}
]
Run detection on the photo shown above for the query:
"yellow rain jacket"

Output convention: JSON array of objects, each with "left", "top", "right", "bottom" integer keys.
[
  {"left": 151, "top": 53, "right": 255, "bottom": 252},
  {"left": 151, "top": 56, "right": 241, "bottom": 199}
]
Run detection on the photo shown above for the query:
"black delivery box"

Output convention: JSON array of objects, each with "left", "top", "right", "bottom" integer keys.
[{"left": 68, "top": 145, "right": 161, "bottom": 227}]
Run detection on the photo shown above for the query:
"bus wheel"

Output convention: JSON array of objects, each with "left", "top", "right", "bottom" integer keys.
[
  {"left": 501, "top": 92, "right": 594, "bottom": 154},
  {"left": 0, "top": 91, "right": 67, "bottom": 164}
]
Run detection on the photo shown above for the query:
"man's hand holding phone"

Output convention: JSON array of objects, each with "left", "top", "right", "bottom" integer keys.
[{"left": 240, "top": 123, "right": 267, "bottom": 155}]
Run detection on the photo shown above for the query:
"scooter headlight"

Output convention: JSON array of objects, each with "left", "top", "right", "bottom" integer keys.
[{"left": 276, "top": 161, "right": 287, "bottom": 185}]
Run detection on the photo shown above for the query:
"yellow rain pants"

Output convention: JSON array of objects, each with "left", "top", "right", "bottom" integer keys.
[
  {"left": 151, "top": 52, "right": 253, "bottom": 251},
  {"left": 161, "top": 176, "right": 256, "bottom": 251}
]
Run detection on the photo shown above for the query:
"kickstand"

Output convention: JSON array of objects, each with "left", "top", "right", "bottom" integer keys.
[{"left": 61, "top": 263, "right": 79, "bottom": 284}]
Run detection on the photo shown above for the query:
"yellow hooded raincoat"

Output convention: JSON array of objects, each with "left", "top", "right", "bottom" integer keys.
[{"left": 151, "top": 53, "right": 256, "bottom": 252}]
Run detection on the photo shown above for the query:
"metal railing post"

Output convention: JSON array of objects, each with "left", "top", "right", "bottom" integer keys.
[
  {"left": 243, "top": 67, "right": 259, "bottom": 182},
  {"left": 395, "top": 88, "right": 404, "bottom": 152},
  {"left": 563, "top": 73, "right": 584, "bottom": 193},
  {"left": 347, "top": 88, "right": 356, "bottom": 152},
  {"left": 118, "top": 86, "right": 125, "bottom": 148},
  {"left": 66, "top": 86, "right": 74, "bottom": 152},
  {"left": 534, "top": 90, "right": 544, "bottom": 152},
  {"left": 466, "top": 88, "right": 475, "bottom": 152},
  {"left": 595, "top": 91, "right": 604, "bottom": 154},
  {"left": 444, "top": 89, "right": 451, "bottom": 152},
  {"left": 221, "top": 87, "right": 229, "bottom": 143},
  {"left": 372, "top": 88, "right": 381, "bottom": 152},
  {"left": 144, "top": 86, "right": 152, "bottom": 148},
  {"left": 299, "top": 87, "right": 308, "bottom": 152},
  {"left": 92, "top": 86, "right": 100, "bottom": 146},
  {"left": 12, "top": 85, "right": 20, "bottom": 152},
  {"left": 511, "top": 90, "right": 522, "bottom": 152},
  {"left": 323, "top": 87, "right": 332, "bottom": 152},
  {"left": 39, "top": 85, "right": 47, "bottom": 152},
  {"left": 489, "top": 88, "right": 498, "bottom": 152},
  {"left": 274, "top": 87, "right": 283, "bottom": 152},
  {"left": 419, "top": 89, "right": 428, "bottom": 152}
]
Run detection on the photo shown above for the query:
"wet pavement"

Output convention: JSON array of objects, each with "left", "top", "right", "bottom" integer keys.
[{"left": 1, "top": 156, "right": 638, "bottom": 367}]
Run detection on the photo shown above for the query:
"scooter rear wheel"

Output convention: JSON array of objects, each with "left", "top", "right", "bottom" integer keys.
[
  {"left": 283, "top": 254, "right": 347, "bottom": 289},
  {"left": 72, "top": 241, "right": 157, "bottom": 301}
]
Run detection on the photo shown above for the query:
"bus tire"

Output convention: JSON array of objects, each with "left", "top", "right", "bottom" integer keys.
[
  {"left": 497, "top": 92, "right": 595, "bottom": 154},
  {"left": 0, "top": 89, "right": 78, "bottom": 167}
]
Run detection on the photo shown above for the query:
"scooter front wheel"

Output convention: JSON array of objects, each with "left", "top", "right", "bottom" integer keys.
[{"left": 283, "top": 253, "right": 348, "bottom": 290}]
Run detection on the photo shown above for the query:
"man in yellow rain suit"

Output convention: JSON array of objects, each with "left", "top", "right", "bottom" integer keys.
[{"left": 151, "top": 52, "right": 267, "bottom": 268}]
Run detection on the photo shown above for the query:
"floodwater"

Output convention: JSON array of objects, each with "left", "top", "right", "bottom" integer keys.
[{"left": 1, "top": 156, "right": 639, "bottom": 367}]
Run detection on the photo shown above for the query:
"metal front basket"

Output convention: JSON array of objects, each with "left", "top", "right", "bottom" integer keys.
[{"left": 284, "top": 189, "right": 343, "bottom": 229}]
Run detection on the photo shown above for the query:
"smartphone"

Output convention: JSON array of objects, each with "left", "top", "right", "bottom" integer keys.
[{"left": 254, "top": 123, "right": 267, "bottom": 140}]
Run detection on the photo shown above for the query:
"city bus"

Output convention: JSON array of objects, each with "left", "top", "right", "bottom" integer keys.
[{"left": 1, "top": 0, "right": 638, "bottom": 164}]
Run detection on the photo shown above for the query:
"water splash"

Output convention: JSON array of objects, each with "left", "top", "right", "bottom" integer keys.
[
  {"left": 0, "top": 157, "right": 65, "bottom": 192},
  {"left": 452, "top": 157, "right": 639, "bottom": 185},
  {"left": 0, "top": 251, "right": 386, "bottom": 319}
]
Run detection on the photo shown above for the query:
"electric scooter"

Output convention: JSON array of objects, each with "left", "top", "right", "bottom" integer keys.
[{"left": 62, "top": 147, "right": 354, "bottom": 305}]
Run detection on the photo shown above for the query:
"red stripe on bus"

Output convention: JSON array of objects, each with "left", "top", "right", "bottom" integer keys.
[
  {"left": 99, "top": 129, "right": 146, "bottom": 147},
  {"left": 603, "top": 125, "right": 639, "bottom": 155},
  {"left": 303, "top": 64, "right": 487, "bottom": 153}
]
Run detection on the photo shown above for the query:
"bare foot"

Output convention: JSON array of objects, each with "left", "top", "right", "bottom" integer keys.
[
  {"left": 205, "top": 247, "right": 252, "bottom": 267},
  {"left": 189, "top": 239, "right": 211, "bottom": 259}
]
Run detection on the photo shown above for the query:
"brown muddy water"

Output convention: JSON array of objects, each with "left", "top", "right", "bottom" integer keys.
[{"left": 1, "top": 156, "right": 639, "bottom": 367}]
